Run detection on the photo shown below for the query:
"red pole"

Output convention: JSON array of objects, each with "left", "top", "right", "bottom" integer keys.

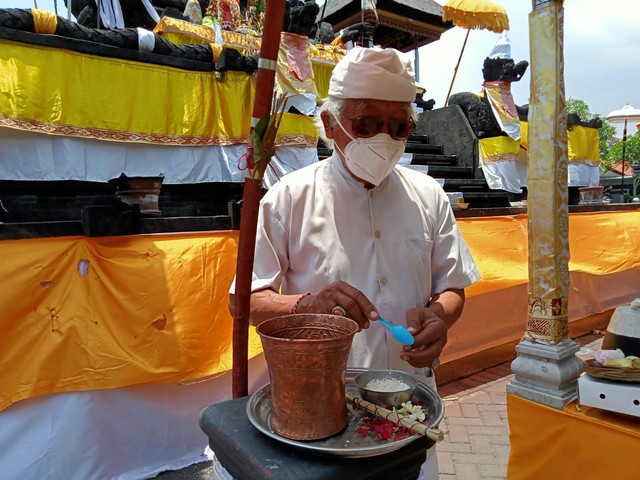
[{"left": 232, "top": 0, "right": 286, "bottom": 399}]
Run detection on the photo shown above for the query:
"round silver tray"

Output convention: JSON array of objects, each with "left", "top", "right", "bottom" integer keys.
[{"left": 246, "top": 367, "right": 445, "bottom": 458}]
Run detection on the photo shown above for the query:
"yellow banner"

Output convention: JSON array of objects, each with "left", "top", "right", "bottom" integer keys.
[
  {"left": 479, "top": 135, "right": 521, "bottom": 163},
  {"left": 568, "top": 125, "right": 600, "bottom": 166},
  {"left": 0, "top": 38, "right": 321, "bottom": 147},
  {"left": 276, "top": 112, "right": 318, "bottom": 147},
  {"left": 0, "top": 39, "right": 253, "bottom": 145}
]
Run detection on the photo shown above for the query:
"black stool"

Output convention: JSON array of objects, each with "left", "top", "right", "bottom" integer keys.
[{"left": 200, "top": 396, "right": 432, "bottom": 480}]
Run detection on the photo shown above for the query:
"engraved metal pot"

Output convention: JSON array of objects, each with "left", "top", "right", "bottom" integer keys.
[{"left": 256, "top": 314, "right": 359, "bottom": 441}]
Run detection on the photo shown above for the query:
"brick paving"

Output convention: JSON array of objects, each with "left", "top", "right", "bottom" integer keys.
[{"left": 434, "top": 333, "right": 603, "bottom": 480}]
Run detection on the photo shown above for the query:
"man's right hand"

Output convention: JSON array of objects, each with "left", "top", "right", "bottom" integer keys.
[{"left": 297, "top": 280, "right": 378, "bottom": 331}]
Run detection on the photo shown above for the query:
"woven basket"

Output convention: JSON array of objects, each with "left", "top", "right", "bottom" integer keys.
[{"left": 583, "top": 359, "right": 640, "bottom": 383}]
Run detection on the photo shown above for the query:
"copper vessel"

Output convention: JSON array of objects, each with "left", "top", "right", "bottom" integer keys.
[{"left": 256, "top": 314, "right": 358, "bottom": 441}]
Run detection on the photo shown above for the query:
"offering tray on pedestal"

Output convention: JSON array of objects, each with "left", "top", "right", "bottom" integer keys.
[
  {"left": 246, "top": 367, "right": 445, "bottom": 458},
  {"left": 583, "top": 359, "right": 640, "bottom": 383}
]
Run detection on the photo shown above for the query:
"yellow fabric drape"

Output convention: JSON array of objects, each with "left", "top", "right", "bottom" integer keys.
[
  {"left": 311, "top": 61, "right": 334, "bottom": 99},
  {"left": 152, "top": 18, "right": 341, "bottom": 99},
  {"left": 275, "top": 112, "right": 318, "bottom": 147},
  {"left": 275, "top": 32, "right": 318, "bottom": 99},
  {"left": 568, "top": 125, "right": 600, "bottom": 166},
  {"left": 478, "top": 135, "right": 520, "bottom": 163},
  {"left": 518, "top": 120, "right": 529, "bottom": 163},
  {"left": 0, "top": 232, "right": 262, "bottom": 412},
  {"left": 153, "top": 16, "right": 216, "bottom": 44},
  {"left": 0, "top": 39, "right": 253, "bottom": 145},
  {"left": 507, "top": 394, "right": 639, "bottom": 480},
  {"left": 31, "top": 8, "right": 57, "bottom": 34}
]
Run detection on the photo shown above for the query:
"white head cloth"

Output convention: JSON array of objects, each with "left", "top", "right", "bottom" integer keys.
[
  {"left": 488, "top": 32, "right": 512, "bottom": 60},
  {"left": 328, "top": 46, "right": 416, "bottom": 102}
]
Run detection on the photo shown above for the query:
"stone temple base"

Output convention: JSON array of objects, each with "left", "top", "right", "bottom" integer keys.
[{"left": 506, "top": 337, "right": 583, "bottom": 410}]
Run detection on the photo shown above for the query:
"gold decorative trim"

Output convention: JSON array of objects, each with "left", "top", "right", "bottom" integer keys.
[
  {"left": 0, "top": 114, "right": 247, "bottom": 146},
  {"left": 274, "top": 134, "right": 318, "bottom": 148},
  {"left": 482, "top": 152, "right": 518, "bottom": 164},
  {"left": 568, "top": 157, "right": 600, "bottom": 167},
  {"left": 525, "top": 296, "right": 569, "bottom": 343}
]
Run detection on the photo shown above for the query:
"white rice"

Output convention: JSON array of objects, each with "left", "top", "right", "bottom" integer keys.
[{"left": 365, "top": 377, "right": 410, "bottom": 392}]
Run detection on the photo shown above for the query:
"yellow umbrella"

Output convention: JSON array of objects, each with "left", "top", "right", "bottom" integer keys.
[{"left": 442, "top": 0, "right": 510, "bottom": 105}]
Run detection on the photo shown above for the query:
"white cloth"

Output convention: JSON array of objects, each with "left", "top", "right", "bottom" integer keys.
[
  {"left": 488, "top": 32, "right": 512, "bottom": 60},
  {"left": 249, "top": 154, "right": 481, "bottom": 373},
  {"left": 98, "top": 0, "right": 125, "bottom": 29},
  {"left": 0, "top": 353, "right": 270, "bottom": 480},
  {"left": 568, "top": 163, "right": 600, "bottom": 187},
  {"left": 136, "top": 27, "right": 156, "bottom": 53},
  {"left": 479, "top": 154, "right": 524, "bottom": 194},
  {"left": 139, "top": 0, "right": 161, "bottom": 23},
  {"left": 0, "top": 127, "right": 317, "bottom": 185}
]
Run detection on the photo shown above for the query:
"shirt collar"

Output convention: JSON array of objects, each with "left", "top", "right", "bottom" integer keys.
[{"left": 328, "top": 153, "right": 365, "bottom": 188}]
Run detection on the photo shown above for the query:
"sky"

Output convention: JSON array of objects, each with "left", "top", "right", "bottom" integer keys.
[{"left": 7, "top": 0, "right": 640, "bottom": 134}]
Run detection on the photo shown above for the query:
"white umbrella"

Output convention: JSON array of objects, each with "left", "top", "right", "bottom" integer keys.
[{"left": 606, "top": 103, "right": 640, "bottom": 196}]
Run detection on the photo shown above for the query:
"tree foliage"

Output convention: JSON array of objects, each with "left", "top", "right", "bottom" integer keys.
[
  {"left": 566, "top": 97, "right": 617, "bottom": 172},
  {"left": 605, "top": 131, "right": 640, "bottom": 167}
]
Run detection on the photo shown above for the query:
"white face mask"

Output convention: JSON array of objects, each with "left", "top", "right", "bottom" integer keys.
[{"left": 333, "top": 116, "right": 407, "bottom": 186}]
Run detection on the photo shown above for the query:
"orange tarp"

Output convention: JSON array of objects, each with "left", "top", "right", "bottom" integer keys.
[
  {"left": 0, "top": 232, "right": 262, "bottom": 411},
  {"left": 1, "top": 211, "right": 639, "bottom": 411},
  {"left": 456, "top": 210, "right": 640, "bottom": 297}
]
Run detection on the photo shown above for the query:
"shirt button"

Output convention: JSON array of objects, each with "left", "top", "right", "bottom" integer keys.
[
  {"left": 374, "top": 230, "right": 382, "bottom": 239},
  {"left": 380, "top": 277, "right": 388, "bottom": 286}
]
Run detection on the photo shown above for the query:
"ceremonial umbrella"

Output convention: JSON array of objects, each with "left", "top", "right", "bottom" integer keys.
[
  {"left": 606, "top": 103, "right": 640, "bottom": 197},
  {"left": 442, "top": 0, "right": 510, "bottom": 105}
]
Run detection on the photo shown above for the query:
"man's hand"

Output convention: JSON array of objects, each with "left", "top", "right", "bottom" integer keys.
[
  {"left": 400, "top": 308, "right": 448, "bottom": 368},
  {"left": 297, "top": 280, "right": 378, "bottom": 330}
]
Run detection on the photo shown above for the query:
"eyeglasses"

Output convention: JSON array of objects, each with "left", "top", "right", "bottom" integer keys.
[{"left": 343, "top": 115, "right": 415, "bottom": 141}]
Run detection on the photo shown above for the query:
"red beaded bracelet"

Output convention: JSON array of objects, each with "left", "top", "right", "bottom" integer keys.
[{"left": 290, "top": 292, "right": 311, "bottom": 314}]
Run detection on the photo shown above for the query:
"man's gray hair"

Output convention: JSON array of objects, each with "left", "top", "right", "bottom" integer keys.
[
  {"left": 314, "top": 96, "right": 419, "bottom": 150},
  {"left": 314, "top": 96, "right": 347, "bottom": 150}
]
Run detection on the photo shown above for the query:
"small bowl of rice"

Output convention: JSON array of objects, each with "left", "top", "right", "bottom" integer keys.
[{"left": 354, "top": 369, "right": 417, "bottom": 409}]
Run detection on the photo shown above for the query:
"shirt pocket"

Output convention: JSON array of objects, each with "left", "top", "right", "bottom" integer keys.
[{"left": 404, "top": 238, "right": 434, "bottom": 300}]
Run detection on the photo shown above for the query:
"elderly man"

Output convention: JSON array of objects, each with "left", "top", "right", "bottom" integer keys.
[{"left": 230, "top": 46, "right": 480, "bottom": 477}]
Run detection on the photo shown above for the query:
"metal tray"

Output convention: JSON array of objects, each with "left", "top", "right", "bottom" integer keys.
[{"left": 246, "top": 367, "right": 445, "bottom": 458}]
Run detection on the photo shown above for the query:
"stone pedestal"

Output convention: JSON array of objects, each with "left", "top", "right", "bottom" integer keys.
[{"left": 506, "top": 337, "right": 583, "bottom": 410}]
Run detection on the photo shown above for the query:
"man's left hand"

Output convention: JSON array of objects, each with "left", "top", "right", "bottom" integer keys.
[{"left": 400, "top": 308, "right": 448, "bottom": 369}]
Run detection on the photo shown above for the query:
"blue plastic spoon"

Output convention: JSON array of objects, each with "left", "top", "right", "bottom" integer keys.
[{"left": 379, "top": 317, "right": 415, "bottom": 346}]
